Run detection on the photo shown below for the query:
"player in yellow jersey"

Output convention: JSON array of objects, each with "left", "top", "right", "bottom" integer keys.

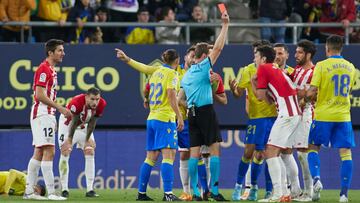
[
  {"left": 115, "top": 48, "right": 184, "bottom": 201},
  {"left": 229, "top": 40, "right": 277, "bottom": 201},
  {"left": 0, "top": 169, "right": 45, "bottom": 196},
  {"left": 305, "top": 35, "right": 356, "bottom": 202}
]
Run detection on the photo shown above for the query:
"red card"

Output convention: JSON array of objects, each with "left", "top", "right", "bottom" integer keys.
[{"left": 217, "top": 3, "right": 227, "bottom": 14}]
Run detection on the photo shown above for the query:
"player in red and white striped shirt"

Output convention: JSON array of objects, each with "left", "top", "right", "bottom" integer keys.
[
  {"left": 24, "top": 39, "right": 72, "bottom": 201},
  {"left": 251, "top": 46, "right": 301, "bottom": 202},
  {"left": 291, "top": 40, "right": 317, "bottom": 202}
]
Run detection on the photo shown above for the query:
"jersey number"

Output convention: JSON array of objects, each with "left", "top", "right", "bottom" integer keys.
[
  {"left": 43, "top": 128, "right": 53, "bottom": 137},
  {"left": 247, "top": 125, "right": 256, "bottom": 135},
  {"left": 332, "top": 74, "right": 350, "bottom": 97},
  {"left": 59, "top": 134, "right": 64, "bottom": 142},
  {"left": 149, "top": 83, "right": 163, "bottom": 105}
]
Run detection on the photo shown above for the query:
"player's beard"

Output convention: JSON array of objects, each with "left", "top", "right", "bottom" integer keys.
[{"left": 296, "top": 57, "right": 306, "bottom": 66}]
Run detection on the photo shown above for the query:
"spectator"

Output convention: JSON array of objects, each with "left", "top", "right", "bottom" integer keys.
[
  {"left": 89, "top": 27, "right": 103, "bottom": 43},
  {"left": 0, "top": 0, "right": 36, "bottom": 42},
  {"left": 125, "top": 7, "right": 155, "bottom": 44},
  {"left": 155, "top": 7, "right": 182, "bottom": 44},
  {"left": 175, "top": 0, "right": 198, "bottom": 22},
  {"left": 34, "top": 0, "right": 71, "bottom": 42},
  {"left": 95, "top": 6, "right": 119, "bottom": 42},
  {"left": 190, "top": 5, "right": 214, "bottom": 44},
  {"left": 106, "top": 0, "right": 139, "bottom": 42},
  {"left": 250, "top": 0, "right": 292, "bottom": 43},
  {"left": 67, "top": 0, "right": 96, "bottom": 43},
  {"left": 307, "top": 0, "right": 356, "bottom": 43}
]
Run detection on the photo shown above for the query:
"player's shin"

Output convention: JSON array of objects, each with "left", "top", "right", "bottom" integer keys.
[
  {"left": 138, "top": 158, "right": 155, "bottom": 193},
  {"left": 307, "top": 150, "right": 321, "bottom": 180},
  {"left": 198, "top": 159, "right": 209, "bottom": 193},
  {"left": 85, "top": 155, "right": 95, "bottom": 192},
  {"left": 266, "top": 157, "right": 283, "bottom": 198},
  {"left": 188, "top": 157, "right": 200, "bottom": 196},
  {"left": 281, "top": 153, "right": 301, "bottom": 196},
  {"left": 25, "top": 158, "right": 41, "bottom": 194},
  {"left": 59, "top": 155, "right": 70, "bottom": 191},
  {"left": 161, "top": 159, "right": 175, "bottom": 193},
  {"left": 340, "top": 151, "right": 353, "bottom": 197},
  {"left": 251, "top": 157, "right": 263, "bottom": 187},
  {"left": 298, "top": 151, "right": 313, "bottom": 196},
  {"left": 179, "top": 159, "right": 190, "bottom": 194},
  {"left": 210, "top": 156, "right": 220, "bottom": 195},
  {"left": 41, "top": 161, "right": 55, "bottom": 194}
]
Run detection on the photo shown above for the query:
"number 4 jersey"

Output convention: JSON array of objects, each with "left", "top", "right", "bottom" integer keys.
[
  {"left": 311, "top": 56, "right": 356, "bottom": 122},
  {"left": 147, "top": 66, "right": 179, "bottom": 122}
]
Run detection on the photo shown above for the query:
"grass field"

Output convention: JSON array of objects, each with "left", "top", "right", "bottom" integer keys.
[{"left": 1, "top": 189, "right": 359, "bottom": 202}]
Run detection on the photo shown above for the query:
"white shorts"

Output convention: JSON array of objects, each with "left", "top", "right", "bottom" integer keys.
[
  {"left": 30, "top": 115, "right": 57, "bottom": 147},
  {"left": 58, "top": 122, "right": 95, "bottom": 150},
  {"left": 292, "top": 114, "right": 312, "bottom": 148},
  {"left": 267, "top": 115, "right": 301, "bottom": 149}
]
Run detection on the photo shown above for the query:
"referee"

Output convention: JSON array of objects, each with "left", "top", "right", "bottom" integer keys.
[{"left": 180, "top": 11, "right": 229, "bottom": 201}]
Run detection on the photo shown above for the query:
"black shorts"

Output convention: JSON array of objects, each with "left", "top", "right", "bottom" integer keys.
[{"left": 187, "top": 104, "right": 222, "bottom": 147}]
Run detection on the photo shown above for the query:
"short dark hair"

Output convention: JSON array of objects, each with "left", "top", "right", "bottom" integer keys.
[
  {"left": 326, "top": 35, "right": 343, "bottom": 52},
  {"left": 273, "top": 43, "right": 289, "bottom": 52},
  {"left": 137, "top": 6, "right": 149, "bottom": 15},
  {"left": 297, "top": 39, "right": 317, "bottom": 59},
  {"left": 256, "top": 45, "right": 276, "bottom": 63},
  {"left": 252, "top": 40, "right": 271, "bottom": 49},
  {"left": 38, "top": 184, "right": 46, "bottom": 196},
  {"left": 96, "top": 6, "right": 108, "bottom": 14},
  {"left": 160, "top": 7, "right": 172, "bottom": 19},
  {"left": 161, "top": 49, "right": 179, "bottom": 65},
  {"left": 87, "top": 87, "right": 101, "bottom": 96},
  {"left": 45, "top": 39, "right": 64, "bottom": 56},
  {"left": 194, "top": 42, "right": 211, "bottom": 59}
]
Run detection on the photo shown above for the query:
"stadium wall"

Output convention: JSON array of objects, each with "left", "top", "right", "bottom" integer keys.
[
  {"left": 0, "top": 129, "right": 359, "bottom": 190},
  {"left": 0, "top": 44, "right": 360, "bottom": 127}
]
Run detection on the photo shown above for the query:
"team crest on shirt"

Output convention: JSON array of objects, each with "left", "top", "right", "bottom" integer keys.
[
  {"left": 70, "top": 105, "right": 76, "bottom": 113},
  {"left": 39, "top": 73, "right": 47, "bottom": 82}
]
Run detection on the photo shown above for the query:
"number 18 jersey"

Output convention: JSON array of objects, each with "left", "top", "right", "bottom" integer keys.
[
  {"left": 311, "top": 56, "right": 356, "bottom": 122},
  {"left": 147, "top": 66, "right": 179, "bottom": 122}
]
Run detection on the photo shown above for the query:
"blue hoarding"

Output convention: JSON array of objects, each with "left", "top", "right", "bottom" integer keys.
[
  {"left": 0, "top": 44, "right": 360, "bottom": 126},
  {"left": 0, "top": 129, "right": 359, "bottom": 189}
]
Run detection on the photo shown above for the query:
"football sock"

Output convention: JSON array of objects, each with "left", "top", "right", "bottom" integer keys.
[{"left": 138, "top": 158, "right": 155, "bottom": 193}]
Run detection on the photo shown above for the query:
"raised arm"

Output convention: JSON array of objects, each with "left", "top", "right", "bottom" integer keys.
[
  {"left": 115, "top": 48, "right": 159, "bottom": 75},
  {"left": 208, "top": 12, "right": 229, "bottom": 65}
]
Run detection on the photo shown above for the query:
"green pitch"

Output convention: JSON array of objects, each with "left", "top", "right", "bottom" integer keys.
[{"left": 1, "top": 189, "right": 359, "bottom": 202}]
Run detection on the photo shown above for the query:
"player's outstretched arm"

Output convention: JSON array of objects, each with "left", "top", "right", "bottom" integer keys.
[
  {"left": 35, "top": 86, "right": 72, "bottom": 119},
  {"left": 115, "top": 48, "right": 158, "bottom": 75},
  {"left": 168, "top": 88, "right": 184, "bottom": 131},
  {"left": 209, "top": 11, "right": 229, "bottom": 65}
]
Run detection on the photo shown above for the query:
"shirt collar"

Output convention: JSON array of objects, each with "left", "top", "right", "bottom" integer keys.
[
  {"left": 163, "top": 64, "right": 172, "bottom": 69},
  {"left": 329, "top": 55, "right": 343, "bottom": 59}
]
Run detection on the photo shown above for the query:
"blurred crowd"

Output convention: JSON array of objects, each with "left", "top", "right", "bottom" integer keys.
[{"left": 0, "top": 0, "right": 359, "bottom": 44}]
